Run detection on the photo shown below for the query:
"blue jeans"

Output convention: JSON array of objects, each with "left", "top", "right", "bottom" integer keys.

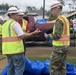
[{"left": 6, "top": 53, "right": 25, "bottom": 75}]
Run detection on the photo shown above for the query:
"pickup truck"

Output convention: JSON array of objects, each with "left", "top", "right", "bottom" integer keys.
[
  {"left": 23, "top": 15, "right": 54, "bottom": 43},
  {"left": 23, "top": 13, "right": 74, "bottom": 45}
]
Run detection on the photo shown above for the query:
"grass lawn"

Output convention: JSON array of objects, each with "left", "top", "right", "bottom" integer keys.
[
  {"left": 0, "top": 56, "right": 76, "bottom": 67},
  {"left": 0, "top": 55, "right": 6, "bottom": 60},
  {"left": 26, "top": 56, "right": 76, "bottom": 67},
  {"left": 66, "top": 58, "right": 76, "bottom": 67}
]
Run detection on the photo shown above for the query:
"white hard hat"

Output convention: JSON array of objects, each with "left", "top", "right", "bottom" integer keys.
[
  {"left": 18, "top": 9, "right": 24, "bottom": 13},
  {"left": 50, "top": 1, "right": 62, "bottom": 10},
  {"left": 18, "top": 12, "right": 25, "bottom": 16},
  {"left": 18, "top": 9, "right": 25, "bottom": 16},
  {"left": 7, "top": 7, "right": 19, "bottom": 14},
  {"left": 0, "top": 16, "right": 3, "bottom": 21}
]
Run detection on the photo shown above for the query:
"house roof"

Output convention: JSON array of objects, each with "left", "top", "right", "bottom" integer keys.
[
  {"left": 26, "top": 13, "right": 39, "bottom": 16},
  {"left": 66, "top": 11, "right": 76, "bottom": 18},
  {"left": 28, "top": 10, "right": 47, "bottom": 16},
  {"left": 0, "top": 10, "right": 7, "bottom": 14}
]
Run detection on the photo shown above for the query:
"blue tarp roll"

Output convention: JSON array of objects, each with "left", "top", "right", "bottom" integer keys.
[
  {"left": 1, "top": 58, "right": 76, "bottom": 75},
  {"left": 24, "top": 58, "right": 45, "bottom": 75},
  {"left": 36, "top": 19, "right": 46, "bottom": 24},
  {"left": 66, "top": 62, "right": 76, "bottom": 75}
]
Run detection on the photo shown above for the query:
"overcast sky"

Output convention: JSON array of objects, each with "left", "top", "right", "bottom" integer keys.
[{"left": 0, "top": 0, "right": 73, "bottom": 11}]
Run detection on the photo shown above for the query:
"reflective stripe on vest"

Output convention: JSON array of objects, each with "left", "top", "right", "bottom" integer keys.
[
  {"left": 22, "top": 19, "right": 27, "bottom": 31},
  {"left": 52, "top": 15, "right": 70, "bottom": 46},
  {"left": 2, "top": 19, "right": 24, "bottom": 54},
  {"left": 3, "top": 20, "right": 21, "bottom": 42},
  {"left": 8, "top": 20, "right": 15, "bottom": 37},
  {"left": 2, "top": 37, "right": 21, "bottom": 42}
]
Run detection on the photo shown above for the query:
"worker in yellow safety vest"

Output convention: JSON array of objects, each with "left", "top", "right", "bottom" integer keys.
[
  {"left": 0, "top": 16, "right": 3, "bottom": 36},
  {"left": 2, "top": 6, "right": 41, "bottom": 75},
  {"left": 0, "top": 16, "right": 3, "bottom": 54},
  {"left": 18, "top": 9, "right": 30, "bottom": 32},
  {"left": 18, "top": 9, "right": 30, "bottom": 56},
  {"left": 44, "top": 1, "right": 70, "bottom": 75}
]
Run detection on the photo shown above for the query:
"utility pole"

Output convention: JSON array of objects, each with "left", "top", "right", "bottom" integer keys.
[{"left": 43, "top": 0, "right": 45, "bottom": 19}]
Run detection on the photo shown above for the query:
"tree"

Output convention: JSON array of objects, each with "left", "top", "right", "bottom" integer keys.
[
  {"left": 26, "top": 6, "right": 33, "bottom": 11},
  {"left": 0, "top": 3, "right": 19, "bottom": 10},
  {"left": 4, "top": 3, "right": 10, "bottom": 10},
  {"left": 40, "top": 6, "right": 43, "bottom": 10},
  {"left": 72, "top": 0, "right": 76, "bottom": 11},
  {"left": 0, "top": 3, "right": 10, "bottom": 10},
  {"left": 57, "top": 0, "right": 65, "bottom": 6},
  {"left": 10, "top": 5, "right": 19, "bottom": 9},
  {"left": 72, "top": 0, "right": 76, "bottom": 3},
  {"left": 32, "top": 7, "right": 36, "bottom": 10},
  {"left": 26, "top": 6, "right": 37, "bottom": 11}
]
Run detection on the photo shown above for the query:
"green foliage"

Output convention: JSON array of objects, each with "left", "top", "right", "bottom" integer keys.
[
  {"left": 0, "top": 56, "right": 6, "bottom": 60},
  {"left": 26, "top": 56, "right": 50, "bottom": 61},
  {"left": 0, "top": 3, "right": 19, "bottom": 10},
  {"left": 0, "top": 3, "right": 10, "bottom": 10}
]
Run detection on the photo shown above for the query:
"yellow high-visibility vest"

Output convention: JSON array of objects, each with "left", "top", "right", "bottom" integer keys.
[
  {"left": 0, "top": 24, "right": 2, "bottom": 35},
  {"left": 2, "top": 19, "right": 24, "bottom": 54},
  {"left": 52, "top": 15, "right": 70, "bottom": 46},
  {"left": 21, "top": 19, "right": 27, "bottom": 31}
]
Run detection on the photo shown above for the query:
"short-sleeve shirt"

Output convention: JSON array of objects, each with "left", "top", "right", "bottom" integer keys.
[{"left": 13, "top": 22, "right": 24, "bottom": 37}]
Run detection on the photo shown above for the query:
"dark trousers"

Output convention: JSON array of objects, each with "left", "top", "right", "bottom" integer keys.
[{"left": 23, "top": 39, "right": 26, "bottom": 56}]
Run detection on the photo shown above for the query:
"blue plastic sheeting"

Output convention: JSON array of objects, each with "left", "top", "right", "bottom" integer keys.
[
  {"left": 44, "top": 33, "right": 52, "bottom": 45},
  {"left": 36, "top": 19, "right": 46, "bottom": 24},
  {"left": 24, "top": 58, "right": 50, "bottom": 75},
  {"left": 0, "top": 73, "right": 1, "bottom": 75},
  {"left": 66, "top": 62, "right": 76, "bottom": 75},
  {"left": 47, "top": 38, "right": 52, "bottom": 45},
  {"left": 1, "top": 57, "right": 76, "bottom": 75},
  {"left": 2, "top": 64, "right": 8, "bottom": 75}
]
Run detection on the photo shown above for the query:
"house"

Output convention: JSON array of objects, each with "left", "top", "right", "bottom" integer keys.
[
  {"left": 66, "top": 11, "right": 76, "bottom": 19},
  {"left": 27, "top": 10, "right": 48, "bottom": 19}
]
